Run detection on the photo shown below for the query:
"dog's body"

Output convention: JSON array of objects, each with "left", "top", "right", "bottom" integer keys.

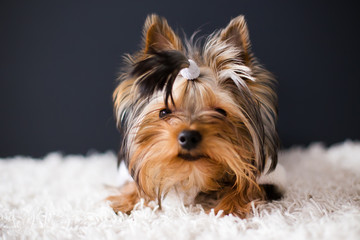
[{"left": 108, "top": 14, "right": 283, "bottom": 218}]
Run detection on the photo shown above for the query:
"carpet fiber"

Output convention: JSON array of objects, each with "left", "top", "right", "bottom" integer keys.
[{"left": 1, "top": 141, "right": 359, "bottom": 239}]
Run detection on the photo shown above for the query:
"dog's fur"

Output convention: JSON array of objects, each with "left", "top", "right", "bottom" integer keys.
[{"left": 108, "top": 14, "right": 280, "bottom": 218}]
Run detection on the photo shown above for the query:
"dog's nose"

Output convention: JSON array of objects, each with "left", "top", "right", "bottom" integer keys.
[{"left": 178, "top": 130, "right": 202, "bottom": 150}]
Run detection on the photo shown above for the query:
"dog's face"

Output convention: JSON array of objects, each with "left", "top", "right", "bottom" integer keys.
[{"left": 113, "top": 15, "right": 279, "bottom": 210}]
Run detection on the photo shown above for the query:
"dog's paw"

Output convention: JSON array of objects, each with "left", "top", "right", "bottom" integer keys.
[{"left": 107, "top": 182, "right": 139, "bottom": 215}]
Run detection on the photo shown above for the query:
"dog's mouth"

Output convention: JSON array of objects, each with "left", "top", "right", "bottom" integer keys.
[{"left": 178, "top": 153, "right": 206, "bottom": 161}]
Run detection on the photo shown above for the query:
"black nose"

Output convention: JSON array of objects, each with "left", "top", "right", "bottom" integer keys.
[{"left": 178, "top": 130, "right": 202, "bottom": 150}]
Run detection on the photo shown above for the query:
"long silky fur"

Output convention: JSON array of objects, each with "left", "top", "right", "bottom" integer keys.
[
  {"left": 131, "top": 50, "right": 190, "bottom": 106},
  {"left": 110, "top": 14, "right": 280, "bottom": 217}
]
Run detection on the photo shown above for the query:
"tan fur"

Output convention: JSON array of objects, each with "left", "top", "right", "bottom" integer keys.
[
  {"left": 109, "top": 14, "right": 279, "bottom": 218},
  {"left": 107, "top": 182, "right": 140, "bottom": 214},
  {"left": 143, "top": 14, "right": 183, "bottom": 53}
]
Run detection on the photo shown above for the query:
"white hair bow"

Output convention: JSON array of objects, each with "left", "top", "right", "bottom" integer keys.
[{"left": 179, "top": 59, "right": 200, "bottom": 80}]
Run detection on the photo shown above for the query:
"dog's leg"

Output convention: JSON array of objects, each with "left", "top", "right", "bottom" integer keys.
[
  {"left": 107, "top": 181, "right": 140, "bottom": 214},
  {"left": 213, "top": 192, "right": 251, "bottom": 218}
]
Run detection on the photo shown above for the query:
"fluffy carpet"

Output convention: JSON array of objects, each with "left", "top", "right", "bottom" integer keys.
[{"left": 1, "top": 141, "right": 359, "bottom": 240}]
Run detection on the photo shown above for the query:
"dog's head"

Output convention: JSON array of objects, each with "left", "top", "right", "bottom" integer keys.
[{"left": 113, "top": 14, "right": 279, "bottom": 203}]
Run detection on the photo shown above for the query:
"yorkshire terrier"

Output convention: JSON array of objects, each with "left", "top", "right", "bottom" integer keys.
[{"left": 108, "top": 14, "right": 284, "bottom": 218}]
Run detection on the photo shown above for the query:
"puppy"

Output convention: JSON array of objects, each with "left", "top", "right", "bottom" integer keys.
[{"left": 108, "top": 14, "right": 283, "bottom": 218}]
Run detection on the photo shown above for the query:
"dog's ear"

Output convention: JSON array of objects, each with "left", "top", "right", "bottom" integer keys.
[
  {"left": 220, "top": 15, "right": 252, "bottom": 66},
  {"left": 142, "top": 14, "right": 183, "bottom": 53},
  {"left": 129, "top": 15, "right": 188, "bottom": 106},
  {"left": 211, "top": 16, "right": 279, "bottom": 173},
  {"left": 221, "top": 16, "right": 279, "bottom": 173}
]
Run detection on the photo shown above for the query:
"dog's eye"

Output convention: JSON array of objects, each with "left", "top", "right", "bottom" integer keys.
[
  {"left": 159, "top": 108, "right": 172, "bottom": 118},
  {"left": 214, "top": 108, "right": 227, "bottom": 116}
]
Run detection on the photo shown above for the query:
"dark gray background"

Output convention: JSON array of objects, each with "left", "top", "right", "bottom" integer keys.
[{"left": 1, "top": 0, "right": 359, "bottom": 158}]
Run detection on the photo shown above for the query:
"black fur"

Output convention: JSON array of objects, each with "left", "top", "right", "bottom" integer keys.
[
  {"left": 256, "top": 78, "right": 280, "bottom": 173},
  {"left": 117, "top": 101, "right": 148, "bottom": 169},
  {"left": 261, "top": 184, "right": 283, "bottom": 201},
  {"left": 131, "top": 50, "right": 189, "bottom": 106},
  {"left": 117, "top": 111, "right": 129, "bottom": 168}
]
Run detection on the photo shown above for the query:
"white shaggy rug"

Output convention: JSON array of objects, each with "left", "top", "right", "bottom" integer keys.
[{"left": 1, "top": 141, "right": 360, "bottom": 240}]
